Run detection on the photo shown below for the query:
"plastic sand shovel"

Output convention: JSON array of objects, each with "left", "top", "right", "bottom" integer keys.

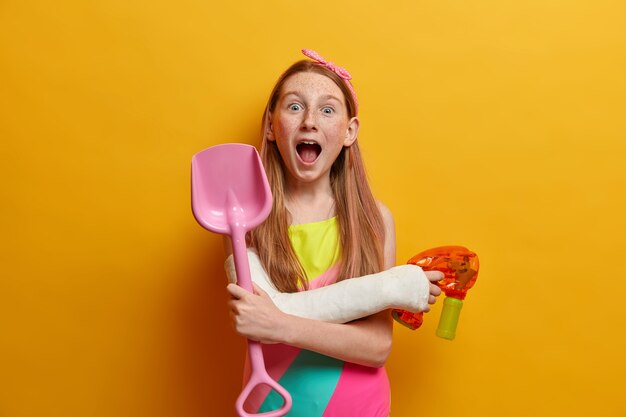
[{"left": 191, "top": 143, "right": 292, "bottom": 417}]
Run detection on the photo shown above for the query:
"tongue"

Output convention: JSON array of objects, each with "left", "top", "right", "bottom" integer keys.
[{"left": 298, "top": 144, "right": 319, "bottom": 163}]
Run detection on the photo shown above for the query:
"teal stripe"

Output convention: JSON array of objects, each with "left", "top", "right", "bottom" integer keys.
[{"left": 259, "top": 350, "right": 343, "bottom": 416}]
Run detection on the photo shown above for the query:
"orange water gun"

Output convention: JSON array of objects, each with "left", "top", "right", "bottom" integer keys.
[{"left": 392, "top": 246, "right": 479, "bottom": 340}]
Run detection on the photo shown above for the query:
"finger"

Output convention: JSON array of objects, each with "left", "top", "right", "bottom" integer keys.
[
  {"left": 425, "top": 271, "right": 444, "bottom": 283},
  {"left": 429, "top": 295, "right": 437, "bottom": 305},
  {"left": 227, "top": 283, "right": 247, "bottom": 299},
  {"left": 429, "top": 283, "right": 442, "bottom": 296},
  {"left": 228, "top": 310, "right": 237, "bottom": 325},
  {"left": 227, "top": 298, "right": 240, "bottom": 312}
]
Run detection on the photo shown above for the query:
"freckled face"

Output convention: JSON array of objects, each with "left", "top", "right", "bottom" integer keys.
[{"left": 268, "top": 71, "right": 358, "bottom": 186}]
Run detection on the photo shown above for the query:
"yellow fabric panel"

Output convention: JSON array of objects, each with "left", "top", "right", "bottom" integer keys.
[{"left": 288, "top": 217, "right": 341, "bottom": 281}]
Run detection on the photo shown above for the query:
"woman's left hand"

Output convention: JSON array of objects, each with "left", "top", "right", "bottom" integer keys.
[{"left": 227, "top": 283, "right": 287, "bottom": 344}]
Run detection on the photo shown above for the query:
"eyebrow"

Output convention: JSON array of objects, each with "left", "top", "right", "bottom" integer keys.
[{"left": 282, "top": 91, "right": 343, "bottom": 103}]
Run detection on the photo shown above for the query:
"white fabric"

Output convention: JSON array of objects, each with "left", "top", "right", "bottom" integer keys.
[{"left": 224, "top": 249, "right": 431, "bottom": 323}]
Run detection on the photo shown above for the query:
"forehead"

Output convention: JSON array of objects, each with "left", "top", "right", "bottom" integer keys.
[{"left": 280, "top": 71, "right": 345, "bottom": 101}]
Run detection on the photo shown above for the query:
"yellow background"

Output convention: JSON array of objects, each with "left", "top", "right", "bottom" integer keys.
[{"left": 2, "top": 0, "right": 625, "bottom": 416}]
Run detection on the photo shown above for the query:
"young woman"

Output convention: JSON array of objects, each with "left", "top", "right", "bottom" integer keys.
[{"left": 225, "top": 49, "right": 442, "bottom": 416}]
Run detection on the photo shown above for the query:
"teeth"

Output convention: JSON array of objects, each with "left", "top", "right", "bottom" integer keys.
[{"left": 302, "top": 141, "right": 317, "bottom": 145}]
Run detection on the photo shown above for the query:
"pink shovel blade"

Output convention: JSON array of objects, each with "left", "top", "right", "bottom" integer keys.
[{"left": 191, "top": 143, "right": 272, "bottom": 235}]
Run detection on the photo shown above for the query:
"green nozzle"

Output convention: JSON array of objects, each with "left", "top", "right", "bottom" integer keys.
[{"left": 436, "top": 297, "right": 464, "bottom": 340}]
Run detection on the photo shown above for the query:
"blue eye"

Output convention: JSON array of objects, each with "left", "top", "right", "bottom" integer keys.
[
  {"left": 289, "top": 104, "right": 302, "bottom": 111},
  {"left": 322, "top": 107, "right": 334, "bottom": 114}
]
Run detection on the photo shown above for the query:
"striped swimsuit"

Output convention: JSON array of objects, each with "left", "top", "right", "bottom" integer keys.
[{"left": 244, "top": 217, "right": 391, "bottom": 417}]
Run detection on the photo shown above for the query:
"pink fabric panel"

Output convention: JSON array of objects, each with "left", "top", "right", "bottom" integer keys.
[
  {"left": 307, "top": 264, "right": 340, "bottom": 290},
  {"left": 322, "top": 362, "right": 391, "bottom": 417}
]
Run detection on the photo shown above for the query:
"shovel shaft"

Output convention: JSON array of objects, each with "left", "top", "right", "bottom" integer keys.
[
  {"left": 230, "top": 226, "right": 292, "bottom": 417},
  {"left": 231, "top": 226, "right": 253, "bottom": 292}
]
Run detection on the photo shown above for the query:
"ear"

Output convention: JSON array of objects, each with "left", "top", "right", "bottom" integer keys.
[
  {"left": 265, "top": 111, "right": 275, "bottom": 142},
  {"left": 343, "top": 116, "right": 360, "bottom": 147}
]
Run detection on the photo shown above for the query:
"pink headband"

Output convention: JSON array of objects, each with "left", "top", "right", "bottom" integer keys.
[{"left": 301, "top": 48, "right": 359, "bottom": 116}]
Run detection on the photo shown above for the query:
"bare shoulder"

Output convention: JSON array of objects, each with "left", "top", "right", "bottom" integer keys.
[
  {"left": 376, "top": 200, "right": 395, "bottom": 230},
  {"left": 376, "top": 200, "right": 397, "bottom": 269}
]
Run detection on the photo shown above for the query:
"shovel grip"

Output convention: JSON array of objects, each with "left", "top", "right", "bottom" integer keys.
[
  {"left": 231, "top": 226, "right": 292, "bottom": 417},
  {"left": 235, "top": 341, "right": 292, "bottom": 417}
]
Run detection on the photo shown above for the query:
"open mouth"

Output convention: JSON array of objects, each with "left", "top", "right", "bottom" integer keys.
[{"left": 296, "top": 141, "right": 322, "bottom": 164}]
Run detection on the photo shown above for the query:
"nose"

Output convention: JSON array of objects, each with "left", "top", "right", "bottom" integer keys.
[{"left": 300, "top": 109, "right": 317, "bottom": 131}]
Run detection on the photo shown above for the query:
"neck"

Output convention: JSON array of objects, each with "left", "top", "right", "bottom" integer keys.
[{"left": 285, "top": 176, "right": 336, "bottom": 225}]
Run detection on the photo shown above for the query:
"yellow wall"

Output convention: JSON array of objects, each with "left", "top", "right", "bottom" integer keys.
[{"left": 1, "top": 1, "right": 625, "bottom": 416}]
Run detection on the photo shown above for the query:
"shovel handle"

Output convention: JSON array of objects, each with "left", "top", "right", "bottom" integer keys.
[
  {"left": 231, "top": 227, "right": 293, "bottom": 417},
  {"left": 236, "top": 341, "right": 292, "bottom": 417}
]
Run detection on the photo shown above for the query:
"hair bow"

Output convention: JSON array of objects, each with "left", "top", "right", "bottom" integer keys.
[
  {"left": 301, "top": 49, "right": 353, "bottom": 80},
  {"left": 301, "top": 48, "right": 359, "bottom": 115}
]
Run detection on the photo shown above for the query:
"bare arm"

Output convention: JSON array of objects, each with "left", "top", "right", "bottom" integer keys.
[
  {"left": 228, "top": 282, "right": 391, "bottom": 367},
  {"left": 228, "top": 202, "right": 397, "bottom": 368}
]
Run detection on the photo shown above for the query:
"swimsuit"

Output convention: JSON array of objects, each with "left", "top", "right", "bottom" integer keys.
[{"left": 245, "top": 217, "right": 391, "bottom": 417}]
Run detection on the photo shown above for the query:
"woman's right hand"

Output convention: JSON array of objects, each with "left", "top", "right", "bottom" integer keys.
[{"left": 227, "top": 283, "right": 286, "bottom": 344}]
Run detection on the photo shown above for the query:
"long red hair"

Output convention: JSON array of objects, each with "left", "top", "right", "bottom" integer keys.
[{"left": 250, "top": 60, "right": 385, "bottom": 292}]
